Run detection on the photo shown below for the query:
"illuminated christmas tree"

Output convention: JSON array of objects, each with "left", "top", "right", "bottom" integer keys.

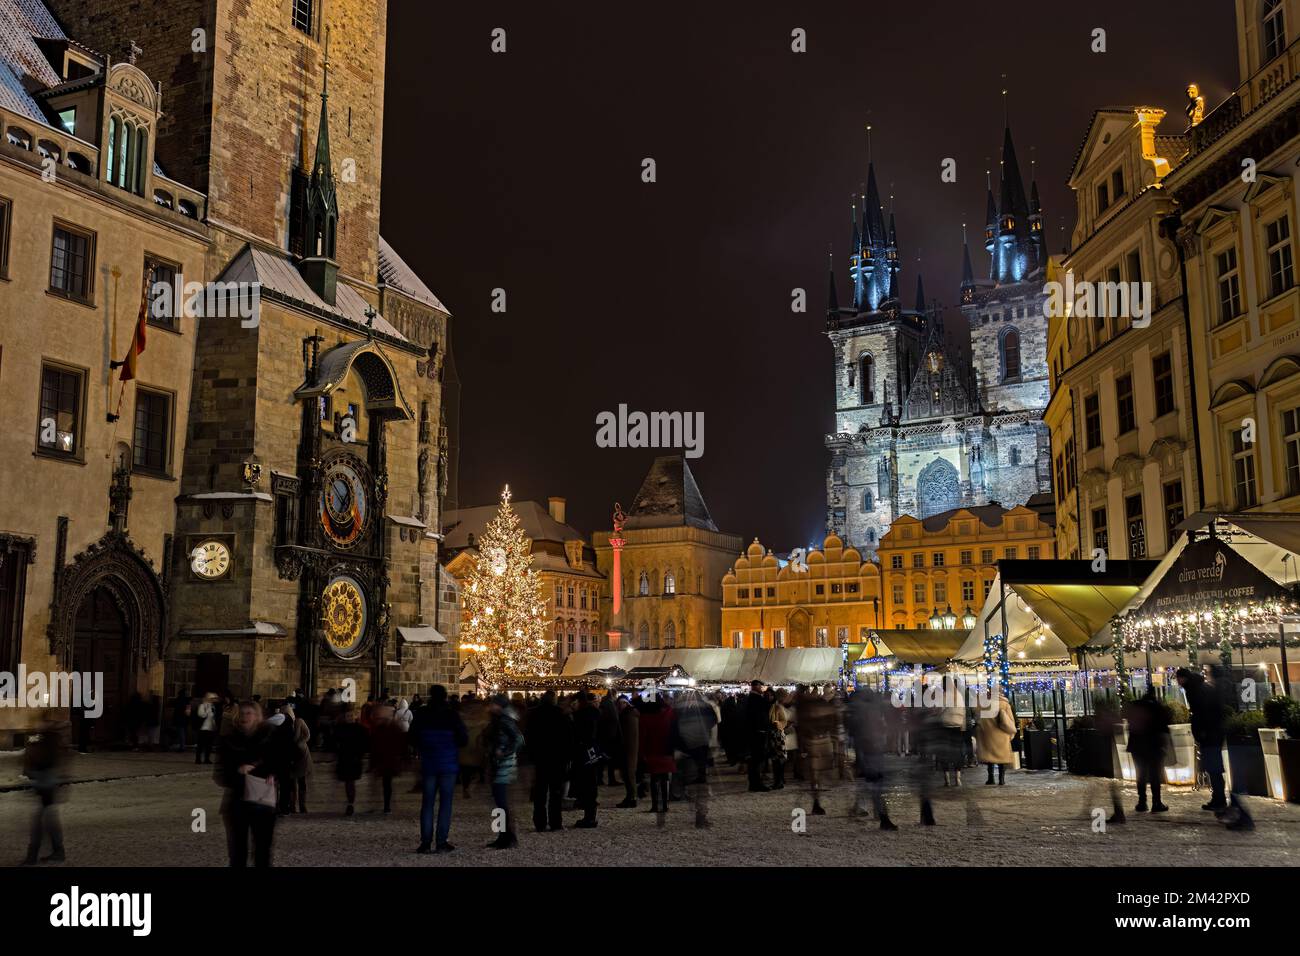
[{"left": 459, "top": 485, "right": 553, "bottom": 683}]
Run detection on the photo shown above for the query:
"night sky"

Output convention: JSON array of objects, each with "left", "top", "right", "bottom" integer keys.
[{"left": 381, "top": 1, "right": 1237, "bottom": 549}]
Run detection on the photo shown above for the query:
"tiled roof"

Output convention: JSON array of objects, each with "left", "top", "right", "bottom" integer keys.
[
  {"left": 215, "top": 243, "right": 409, "bottom": 342},
  {"left": 442, "top": 500, "right": 586, "bottom": 551},
  {"left": 625, "top": 455, "right": 719, "bottom": 532},
  {"left": 0, "top": 0, "right": 65, "bottom": 122},
  {"left": 378, "top": 236, "right": 448, "bottom": 314}
]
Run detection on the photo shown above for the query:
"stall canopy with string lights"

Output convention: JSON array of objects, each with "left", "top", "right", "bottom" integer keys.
[
  {"left": 951, "top": 559, "right": 1156, "bottom": 693},
  {"left": 1086, "top": 515, "right": 1300, "bottom": 678},
  {"left": 956, "top": 559, "right": 1157, "bottom": 659}
]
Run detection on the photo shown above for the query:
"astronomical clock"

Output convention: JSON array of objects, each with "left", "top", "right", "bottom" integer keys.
[{"left": 274, "top": 339, "right": 413, "bottom": 693}]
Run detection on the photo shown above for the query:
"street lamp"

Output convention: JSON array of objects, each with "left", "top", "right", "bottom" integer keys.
[
  {"left": 962, "top": 605, "right": 977, "bottom": 630},
  {"left": 929, "top": 607, "right": 943, "bottom": 630},
  {"left": 942, "top": 605, "right": 957, "bottom": 630}
]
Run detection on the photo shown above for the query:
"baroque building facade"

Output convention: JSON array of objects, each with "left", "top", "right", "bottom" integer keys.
[
  {"left": 0, "top": 0, "right": 460, "bottom": 743},
  {"left": 1168, "top": 0, "right": 1300, "bottom": 520},
  {"left": 825, "top": 129, "right": 1052, "bottom": 558},
  {"left": 876, "top": 503, "right": 1055, "bottom": 630},
  {"left": 593, "top": 456, "right": 743, "bottom": 650},
  {"left": 1047, "top": 107, "right": 1196, "bottom": 562},
  {"left": 721, "top": 534, "right": 882, "bottom": 650}
]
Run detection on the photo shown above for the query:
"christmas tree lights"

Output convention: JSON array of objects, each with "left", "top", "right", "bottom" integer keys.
[{"left": 458, "top": 485, "right": 554, "bottom": 683}]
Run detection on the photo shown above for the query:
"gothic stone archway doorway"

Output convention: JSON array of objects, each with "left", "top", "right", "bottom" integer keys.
[{"left": 72, "top": 586, "right": 133, "bottom": 746}]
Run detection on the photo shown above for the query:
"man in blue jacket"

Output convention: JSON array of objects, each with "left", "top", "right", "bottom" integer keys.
[{"left": 411, "top": 685, "right": 469, "bottom": 853}]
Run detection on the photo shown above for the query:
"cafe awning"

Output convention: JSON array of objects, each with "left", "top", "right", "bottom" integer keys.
[
  {"left": 867, "top": 630, "right": 968, "bottom": 665},
  {"left": 961, "top": 559, "right": 1157, "bottom": 658}
]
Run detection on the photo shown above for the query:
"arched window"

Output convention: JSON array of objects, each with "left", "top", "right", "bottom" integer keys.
[
  {"left": 664, "top": 570, "right": 675, "bottom": 594},
  {"left": 566, "top": 621, "right": 576, "bottom": 658},
  {"left": 663, "top": 620, "right": 676, "bottom": 649},
  {"left": 1009, "top": 447, "right": 1020, "bottom": 466},
  {"left": 638, "top": 571, "right": 649, "bottom": 596},
  {"left": 1264, "top": 0, "right": 1287, "bottom": 62},
  {"left": 862, "top": 489, "right": 874, "bottom": 512},
  {"left": 638, "top": 621, "right": 649, "bottom": 649},
  {"left": 860, "top": 353, "right": 875, "bottom": 404},
  {"left": 579, "top": 621, "right": 589, "bottom": 653},
  {"left": 867, "top": 528, "right": 877, "bottom": 545},
  {"left": 1001, "top": 327, "right": 1022, "bottom": 381}
]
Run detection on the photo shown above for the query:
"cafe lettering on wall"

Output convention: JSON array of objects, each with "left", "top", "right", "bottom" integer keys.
[{"left": 1143, "top": 539, "right": 1289, "bottom": 615}]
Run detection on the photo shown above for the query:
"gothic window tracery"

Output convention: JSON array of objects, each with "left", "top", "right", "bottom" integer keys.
[{"left": 917, "top": 458, "right": 960, "bottom": 518}]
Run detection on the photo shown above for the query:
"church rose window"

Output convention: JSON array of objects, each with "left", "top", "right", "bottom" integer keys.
[{"left": 917, "top": 458, "right": 960, "bottom": 518}]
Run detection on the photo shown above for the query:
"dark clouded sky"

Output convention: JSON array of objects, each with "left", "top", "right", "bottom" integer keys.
[{"left": 381, "top": 0, "right": 1237, "bottom": 548}]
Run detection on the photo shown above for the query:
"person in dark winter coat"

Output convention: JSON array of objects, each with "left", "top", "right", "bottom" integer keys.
[
  {"left": 526, "top": 691, "right": 573, "bottom": 831},
  {"left": 170, "top": 690, "right": 192, "bottom": 753},
  {"left": 744, "top": 681, "right": 773, "bottom": 792},
  {"left": 486, "top": 695, "right": 524, "bottom": 849},
  {"left": 616, "top": 696, "right": 640, "bottom": 808},
  {"left": 21, "top": 713, "right": 66, "bottom": 865},
  {"left": 332, "top": 706, "right": 369, "bottom": 817},
  {"left": 216, "top": 701, "right": 292, "bottom": 867},
  {"left": 411, "top": 685, "right": 468, "bottom": 853},
  {"left": 1177, "top": 667, "right": 1252, "bottom": 829},
  {"left": 1124, "top": 687, "right": 1170, "bottom": 813},
  {"left": 570, "top": 693, "right": 601, "bottom": 828},
  {"left": 638, "top": 697, "right": 676, "bottom": 820},
  {"left": 597, "top": 693, "right": 624, "bottom": 787}
]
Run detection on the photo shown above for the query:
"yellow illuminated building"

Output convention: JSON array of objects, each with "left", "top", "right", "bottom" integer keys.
[
  {"left": 1166, "top": 0, "right": 1300, "bottom": 518},
  {"left": 877, "top": 503, "right": 1055, "bottom": 629},
  {"left": 721, "top": 534, "right": 881, "bottom": 649},
  {"left": 1046, "top": 106, "right": 1195, "bottom": 561}
]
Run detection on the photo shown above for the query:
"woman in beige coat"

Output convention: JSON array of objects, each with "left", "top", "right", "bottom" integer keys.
[{"left": 976, "top": 694, "right": 1017, "bottom": 785}]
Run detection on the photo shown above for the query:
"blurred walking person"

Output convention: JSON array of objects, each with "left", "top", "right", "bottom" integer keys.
[
  {"left": 217, "top": 701, "right": 290, "bottom": 867},
  {"left": 412, "top": 685, "right": 467, "bottom": 853},
  {"left": 769, "top": 690, "right": 793, "bottom": 790},
  {"left": 170, "top": 688, "right": 192, "bottom": 753},
  {"left": 673, "top": 689, "right": 717, "bottom": 828},
  {"left": 527, "top": 690, "right": 572, "bottom": 831},
  {"left": 458, "top": 694, "right": 489, "bottom": 798},
  {"left": 597, "top": 692, "right": 624, "bottom": 787},
  {"left": 370, "top": 701, "right": 406, "bottom": 814},
  {"left": 287, "top": 702, "right": 312, "bottom": 813},
  {"left": 21, "top": 713, "right": 67, "bottom": 865},
  {"left": 847, "top": 688, "right": 896, "bottom": 830},
  {"left": 795, "top": 686, "right": 840, "bottom": 815},
  {"left": 195, "top": 692, "right": 219, "bottom": 764},
  {"left": 1176, "top": 667, "right": 1252, "bottom": 828},
  {"left": 486, "top": 694, "right": 524, "bottom": 848},
  {"left": 333, "top": 705, "right": 369, "bottom": 817},
  {"left": 616, "top": 696, "right": 639, "bottom": 808}
]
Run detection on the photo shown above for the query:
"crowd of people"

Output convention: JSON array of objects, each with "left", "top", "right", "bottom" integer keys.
[{"left": 18, "top": 667, "right": 1261, "bottom": 866}]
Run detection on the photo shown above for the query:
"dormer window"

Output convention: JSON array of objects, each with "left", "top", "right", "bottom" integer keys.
[{"left": 105, "top": 115, "right": 148, "bottom": 196}]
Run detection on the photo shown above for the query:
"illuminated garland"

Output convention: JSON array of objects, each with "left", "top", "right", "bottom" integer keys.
[{"left": 983, "top": 634, "right": 1010, "bottom": 697}]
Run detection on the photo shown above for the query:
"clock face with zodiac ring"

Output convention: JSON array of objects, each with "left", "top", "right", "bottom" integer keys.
[
  {"left": 321, "top": 575, "right": 368, "bottom": 657},
  {"left": 319, "top": 459, "right": 370, "bottom": 548}
]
